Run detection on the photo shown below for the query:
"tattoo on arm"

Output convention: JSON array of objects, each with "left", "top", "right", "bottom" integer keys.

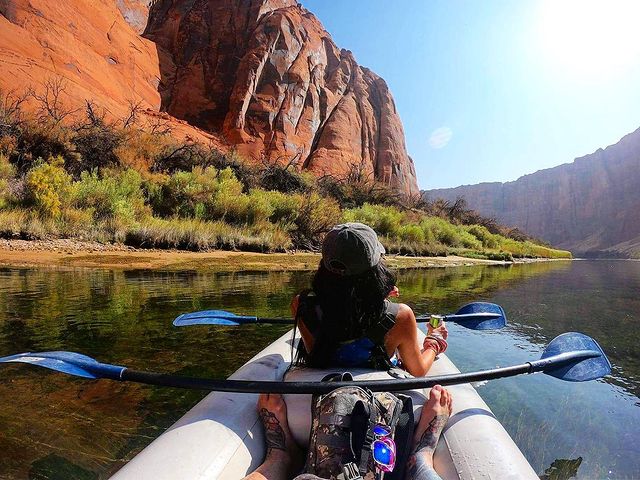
[{"left": 259, "top": 408, "right": 286, "bottom": 452}]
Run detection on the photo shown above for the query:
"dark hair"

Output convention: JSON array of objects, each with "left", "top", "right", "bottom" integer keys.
[{"left": 293, "top": 259, "right": 397, "bottom": 367}]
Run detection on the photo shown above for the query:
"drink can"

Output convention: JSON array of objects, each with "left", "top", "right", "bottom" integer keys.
[{"left": 429, "top": 315, "right": 444, "bottom": 328}]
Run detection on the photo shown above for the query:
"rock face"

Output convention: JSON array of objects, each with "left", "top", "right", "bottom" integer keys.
[
  {"left": 0, "top": 0, "right": 161, "bottom": 118},
  {"left": 424, "top": 128, "right": 640, "bottom": 257},
  {"left": 143, "top": 0, "right": 419, "bottom": 195},
  {"left": 0, "top": 0, "right": 419, "bottom": 195}
]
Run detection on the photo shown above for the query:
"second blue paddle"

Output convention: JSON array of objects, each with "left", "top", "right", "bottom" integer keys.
[{"left": 173, "top": 301, "right": 507, "bottom": 330}]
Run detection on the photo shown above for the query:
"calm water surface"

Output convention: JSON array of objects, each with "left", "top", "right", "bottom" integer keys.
[{"left": 0, "top": 261, "right": 638, "bottom": 479}]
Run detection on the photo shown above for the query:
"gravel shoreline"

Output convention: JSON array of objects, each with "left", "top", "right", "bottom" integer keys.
[{"left": 0, "top": 238, "right": 556, "bottom": 272}]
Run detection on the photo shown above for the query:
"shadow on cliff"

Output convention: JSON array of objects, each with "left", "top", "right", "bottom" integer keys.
[{"left": 142, "top": 0, "right": 260, "bottom": 133}]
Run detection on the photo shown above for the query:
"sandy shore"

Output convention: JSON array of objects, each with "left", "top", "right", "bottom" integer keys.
[{"left": 0, "top": 238, "right": 531, "bottom": 272}]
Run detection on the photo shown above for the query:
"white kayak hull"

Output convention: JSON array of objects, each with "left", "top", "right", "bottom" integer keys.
[{"left": 112, "top": 331, "right": 538, "bottom": 479}]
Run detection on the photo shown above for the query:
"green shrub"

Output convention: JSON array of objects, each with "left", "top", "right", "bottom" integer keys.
[
  {"left": 0, "top": 154, "right": 16, "bottom": 209},
  {"left": 343, "top": 203, "right": 404, "bottom": 237},
  {"left": 398, "top": 224, "right": 425, "bottom": 244},
  {"left": 75, "top": 169, "right": 148, "bottom": 222},
  {"left": 0, "top": 154, "right": 14, "bottom": 180},
  {"left": 466, "top": 224, "right": 500, "bottom": 249},
  {"left": 24, "top": 156, "right": 73, "bottom": 217},
  {"left": 293, "top": 193, "right": 341, "bottom": 249},
  {"left": 268, "top": 191, "right": 303, "bottom": 227},
  {"left": 228, "top": 191, "right": 274, "bottom": 225},
  {"left": 419, "top": 217, "right": 482, "bottom": 249},
  {"left": 155, "top": 166, "right": 247, "bottom": 221}
]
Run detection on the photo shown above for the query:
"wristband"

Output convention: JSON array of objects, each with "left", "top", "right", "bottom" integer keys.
[
  {"left": 423, "top": 341, "right": 440, "bottom": 355},
  {"left": 424, "top": 334, "right": 448, "bottom": 355}
]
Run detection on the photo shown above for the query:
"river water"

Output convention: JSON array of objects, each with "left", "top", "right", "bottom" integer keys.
[{"left": 0, "top": 260, "right": 638, "bottom": 479}]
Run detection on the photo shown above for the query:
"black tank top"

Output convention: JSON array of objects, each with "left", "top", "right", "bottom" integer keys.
[{"left": 299, "top": 295, "right": 399, "bottom": 369}]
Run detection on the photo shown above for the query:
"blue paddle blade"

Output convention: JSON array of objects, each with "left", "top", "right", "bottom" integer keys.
[
  {"left": 541, "top": 332, "right": 611, "bottom": 382},
  {"left": 447, "top": 302, "right": 507, "bottom": 330},
  {"left": 0, "top": 351, "right": 125, "bottom": 379},
  {"left": 173, "top": 310, "right": 258, "bottom": 327}
]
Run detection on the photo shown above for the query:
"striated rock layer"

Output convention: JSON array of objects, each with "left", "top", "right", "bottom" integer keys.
[
  {"left": 0, "top": 0, "right": 419, "bottom": 195},
  {"left": 424, "top": 128, "right": 640, "bottom": 257},
  {"left": 144, "top": 0, "right": 419, "bottom": 195}
]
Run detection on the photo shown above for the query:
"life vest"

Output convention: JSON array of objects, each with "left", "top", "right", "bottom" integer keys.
[{"left": 297, "top": 292, "right": 400, "bottom": 370}]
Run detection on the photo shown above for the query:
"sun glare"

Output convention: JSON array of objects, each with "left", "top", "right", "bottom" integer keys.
[{"left": 538, "top": 0, "right": 640, "bottom": 79}]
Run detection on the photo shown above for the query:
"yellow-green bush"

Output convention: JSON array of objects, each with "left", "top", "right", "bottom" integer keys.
[
  {"left": 398, "top": 224, "right": 426, "bottom": 244},
  {"left": 155, "top": 166, "right": 250, "bottom": 222},
  {"left": 248, "top": 189, "right": 301, "bottom": 228},
  {"left": 74, "top": 169, "right": 148, "bottom": 222},
  {"left": 0, "top": 154, "right": 16, "bottom": 209},
  {"left": 0, "top": 154, "right": 14, "bottom": 180},
  {"left": 24, "top": 156, "right": 73, "bottom": 218},
  {"left": 420, "top": 217, "right": 482, "bottom": 249},
  {"left": 343, "top": 203, "right": 404, "bottom": 237},
  {"left": 466, "top": 224, "right": 500, "bottom": 249},
  {"left": 294, "top": 193, "right": 341, "bottom": 247}
]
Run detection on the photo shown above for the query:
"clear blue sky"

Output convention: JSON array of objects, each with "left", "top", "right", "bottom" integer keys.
[{"left": 301, "top": 0, "right": 640, "bottom": 189}]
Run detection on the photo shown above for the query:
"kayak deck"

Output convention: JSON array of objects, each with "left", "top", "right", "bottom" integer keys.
[{"left": 111, "top": 331, "right": 537, "bottom": 479}]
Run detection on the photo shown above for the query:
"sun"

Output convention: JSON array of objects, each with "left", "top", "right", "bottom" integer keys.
[{"left": 537, "top": 0, "right": 640, "bottom": 79}]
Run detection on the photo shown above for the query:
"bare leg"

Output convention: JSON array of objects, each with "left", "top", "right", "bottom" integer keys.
[
  {"left": 243, "top": 393, "right": 303, "bottom": 480},
  {"left": 405, "top": 385, "right": 452, "bottom": 480}
]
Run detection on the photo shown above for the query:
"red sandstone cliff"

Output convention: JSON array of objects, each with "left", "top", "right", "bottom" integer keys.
[
  {"left": 0, "top": 0, "right": 419, "bottom": 195},
  {"left": 424, "top": 128, "right": 640, "bottom": 257}
]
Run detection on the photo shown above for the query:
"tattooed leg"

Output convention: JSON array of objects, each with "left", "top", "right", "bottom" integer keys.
[
  {"left": 259, "top": 408, "right": 287, "bottom": 453},
  {"left": 242, "top": 393, "right": 303, "bottom": 480},
  {"left": 405, "top": 385, "right": 452, "bottom": 480},
  {"left": 413, "top": 414, "right": 449, "bottom": 456}
]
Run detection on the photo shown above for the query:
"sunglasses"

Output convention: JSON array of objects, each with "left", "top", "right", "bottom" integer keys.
[{"left": 371, "top": 425, "right": 396, "bottom": 473}]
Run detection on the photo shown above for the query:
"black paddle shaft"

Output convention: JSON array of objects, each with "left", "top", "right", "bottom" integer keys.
[
  {"left": 119, "top": 351, "right": 598, "bottom": 394},
  {"left": 249, "top": 315, "right": 474, "bottom": 325}
]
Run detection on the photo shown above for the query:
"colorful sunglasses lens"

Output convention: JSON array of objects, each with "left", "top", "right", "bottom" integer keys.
[
  {"left": 372, "top": 425, "right": 391, "bottom": 437},
  {"left": 373, "top": 438, "right": 396, "bottom": 472}
]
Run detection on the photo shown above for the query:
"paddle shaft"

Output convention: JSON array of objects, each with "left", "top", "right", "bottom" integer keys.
[
  {"left": 239, "top": 312, "right": 501, "bottom": 325},
  {"left": 110, "top": 350, "right": 599, "bottom": 394}
]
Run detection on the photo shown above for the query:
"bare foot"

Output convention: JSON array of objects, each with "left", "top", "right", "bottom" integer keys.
[
  {"left": 406, "top": 385, "right": 452, "bottom": 477},
  {"left": 247, "top": 393, "right": 302, "bottom": 479}
]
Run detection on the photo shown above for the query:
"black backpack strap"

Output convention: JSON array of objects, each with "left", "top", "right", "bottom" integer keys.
[
  {"left": 297, "top": 289, "right": 320, "bottom": 331},
  {"left": 366, "top": 301, "right": 398, "bottom": 344},
  {"left": 383, "top": 395, "right": 414, "bottom": 480},
  {"left": 357, "top": 395, "right": 379, "bottom": 477},
  {"left": 366, "top": 301, "right": 400, "bottom": 370}
]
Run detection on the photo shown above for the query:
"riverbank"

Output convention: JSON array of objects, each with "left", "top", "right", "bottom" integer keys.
[{"left": 0, "top": 239, "right": 558, "bottom": 272}]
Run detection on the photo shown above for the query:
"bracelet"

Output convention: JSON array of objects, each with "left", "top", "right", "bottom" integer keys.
[
  {"left": 424, "top": 334, "right": 448, "bottom": 354},
  {"left": 423, "top": 341, "right": 440, "bottom": 355}
]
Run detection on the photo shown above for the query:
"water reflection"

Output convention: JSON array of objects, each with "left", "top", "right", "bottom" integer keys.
[
  {"left": 0, "top": 261, "right": 637, "bottom": 479},
  {"left": 418, "top": 261, "right": 640, "bottom": 479}
]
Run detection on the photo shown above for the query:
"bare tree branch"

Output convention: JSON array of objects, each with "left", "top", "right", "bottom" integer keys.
[{"left": 29, "top": 77, "right": 79, "bottom": 124}]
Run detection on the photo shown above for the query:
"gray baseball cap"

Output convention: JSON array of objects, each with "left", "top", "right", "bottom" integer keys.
[{"left": 322, "top": 223, "right": 386, "bottom": 276}]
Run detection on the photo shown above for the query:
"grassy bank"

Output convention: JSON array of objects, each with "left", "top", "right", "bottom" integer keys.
[{"left": 0, "top": 89, "right": 571, "bottom": 260}]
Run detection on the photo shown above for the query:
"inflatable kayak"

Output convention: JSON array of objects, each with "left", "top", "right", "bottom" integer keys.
[{"left": 111, "top": 330, "right": 538, "bottom": 479}]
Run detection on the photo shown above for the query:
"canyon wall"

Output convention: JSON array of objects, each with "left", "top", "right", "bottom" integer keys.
[
  {"left": 0, "top": 0, "right": 419, "bottom": 195},
  {"left": 424, "top": 128, "right": 640, "bottom": 257}
]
